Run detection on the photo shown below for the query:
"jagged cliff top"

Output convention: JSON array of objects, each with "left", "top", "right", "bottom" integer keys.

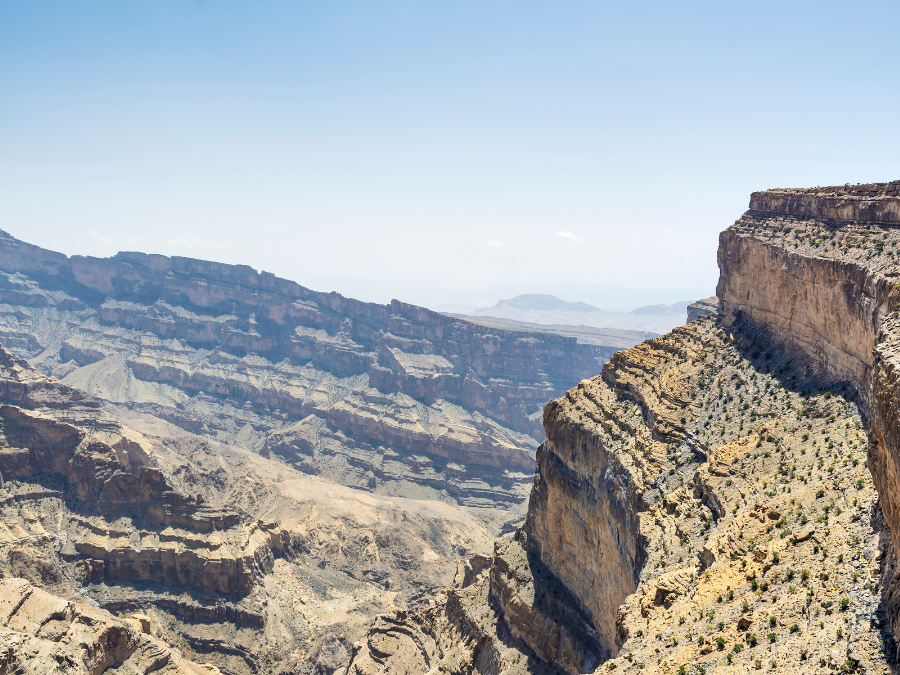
[
  {"left": 748, "top": 180, "right": 900, "bottom": 224},
  {"left": 760, "top": 181, "right": 900, "bottom": 197},
  {"left": 728, "top": 211, "right": 900, "bottom": 276}
]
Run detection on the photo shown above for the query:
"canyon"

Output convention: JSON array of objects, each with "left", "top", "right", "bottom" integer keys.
[
  {"left": 0, "top": 228, "right": 649, "bottom": 509},
  {"left": 5, "top": 179, "right": 900, "bottom": 675},
  {"left": 346, "top": 180, "right": 900, "bottom": 675},
  {"left": 0, "top": 230, "right": 650, "bottom": 674}
]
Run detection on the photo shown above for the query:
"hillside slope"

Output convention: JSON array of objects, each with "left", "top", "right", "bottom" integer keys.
[
  {"left": 347, "top": 180, "right": 900, "bottom": 675},
  {"left": 0, "top": 230, "right": 641, "bottom": 509}
]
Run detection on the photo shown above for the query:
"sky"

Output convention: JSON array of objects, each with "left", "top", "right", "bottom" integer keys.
[{"left": 2, "top": 2, "right": 899, "bottom": 313}]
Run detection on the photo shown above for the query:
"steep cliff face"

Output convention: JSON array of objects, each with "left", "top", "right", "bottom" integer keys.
[
  {"left": 0, "top": 578, "right": 222, "bottom": 675},
  {"left": 0, "top": 345, "right": 293, "bottom": 597},
  {"left": 350, "top": 311, "right": 892, "bottom": 673},
  {"left": 748, "top": 180, "right": 900, "bottom": 224},
  {"left": 717, "top": 181, "right": 900, "bottom": 661},
  {"left": 0, "top": 229, "right": 648, "bottom": 508},
  {"left": 348, "top": 181, "right": 900, "bottom": 675},
  {"left": 717, "top": 212, "right": 899, "bottom": 392}
]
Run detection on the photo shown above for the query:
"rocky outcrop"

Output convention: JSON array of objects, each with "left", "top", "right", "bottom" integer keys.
[
  {"left": 749, "top": 180, "right": 900, "bottom": 224},
  {"left": 686, "top": 296, "right": 717, "bottom": 323},
  {"left": 346, "top": 530, "right": 602, "bottom": 675},
  {"left": 0, "top": 229, "right": 649, "bottom": 507},
  {"left": 714, "top": 180, "right": 900, "bottom": 661},
  {"left": 349, "top": 181, "right": 900, "bottom": 675},
  {"left": 351, "top": 311, "right": 891, "bottom": 673},
  {"left": 0, "top": 577, "right": 221, "bottom": 674},
  {"left": 717, "top": 215, "right": 899, "bottom": 393},
  {"left": 0, "top": 344, "right": 297, "bottom": 597}
]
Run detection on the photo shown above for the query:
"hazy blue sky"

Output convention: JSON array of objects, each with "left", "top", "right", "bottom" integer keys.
[{"left": 2, "top": 2, "right": 899, "bottom": 312}]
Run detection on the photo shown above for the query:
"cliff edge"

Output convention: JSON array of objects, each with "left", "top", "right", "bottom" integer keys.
[{"left": 347, "top": 180, "right": 900, "bottom": 675}]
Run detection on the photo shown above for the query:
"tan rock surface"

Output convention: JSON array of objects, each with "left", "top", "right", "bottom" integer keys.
[
  {"left": 348, "top": 181, "right": 900, "bottom": 675},
  {"left": 0, "top": 577, "right": 221, "bottom": 674},
  {"left": 0, "top": 229, "right": 646, "bottom": 508}
]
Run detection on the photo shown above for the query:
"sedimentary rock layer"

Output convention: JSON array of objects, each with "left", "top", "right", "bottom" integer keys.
[
  {"left": 0, "top": 229, "right": 649, "bottom": 507},
  {"left": 749, "top": 180, "right": 900, "bottom": 224},
  {"left": 350, "top": 181, "right": 900, "bottom": 675},
  {"left": 686, "top": 296, "right": 717, "bottom": 323},
  {"left": 350, "top": 310, "right": 891, "bottom": 674},
  {"left": 0, "top": 577, "right": 221, "bottom": 674},
  {"left": 0, "top": 344, "right": 295, "bottom": 596}
]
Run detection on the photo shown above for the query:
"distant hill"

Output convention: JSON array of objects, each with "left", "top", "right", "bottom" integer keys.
[
  {"left": 448, "top": 314, "right": 659, "bottom": 348},
  {"left": 469, "top": 294, "right": 692, "bottom": 334}
]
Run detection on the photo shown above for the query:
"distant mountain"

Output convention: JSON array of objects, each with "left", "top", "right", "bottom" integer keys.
[
  {"left": 469, "top": 294, "right": 693, "bottom": 334},
  {"left": 484, "top": 294, "right": 603, "bottom": 313}
]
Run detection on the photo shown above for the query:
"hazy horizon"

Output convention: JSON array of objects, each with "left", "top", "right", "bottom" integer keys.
[{"left": 3, "top": 2, "right": 898, "bottom": 314}]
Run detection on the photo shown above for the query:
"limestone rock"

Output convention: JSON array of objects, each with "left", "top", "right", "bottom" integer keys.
[
  {"left": 0, "top": 577, "right": 221, "bottom": 674},
  {"left": 350, "top": 180, "right": 900, "bottom": 675},
  {"left": 0, "top": 228, "right": 649, "bottom": 508},
  {"left": 686, "top": 296, "right": 718, "bottom": 323}
]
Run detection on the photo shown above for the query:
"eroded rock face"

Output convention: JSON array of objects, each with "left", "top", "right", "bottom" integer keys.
[
  {"left": 717, "top": 216, "right": 898, "bottom": 392},
  {"left": 0, "top": 577, "right": 222, "bottom": 674},
  {"left": 349, "top": 181, "right": 900, "bottom": 675},
  {"left": 0, "top": 229, "right": 649, "bottom": 507},
  {"left": 0, "top": 344, "right": 295, "bottom": 598},
  {"left": 346, "top": 530, "right": 601, "bottom": 675},
  {"left": 351, "top": 313, "right": 892, "bottom": 674},
  {"left": 686, "top": 297, "right": 717, "bottom": 323},
  {"left": 749, "top": 181, "right": 900, "bottom": 224},
  {"left": 716, "top": 181, "right": 900, "bottom": 662}
]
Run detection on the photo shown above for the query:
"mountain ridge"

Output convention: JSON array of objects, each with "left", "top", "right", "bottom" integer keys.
[{"left": 469, "top": 293, "right": 694, "bottom": 334}]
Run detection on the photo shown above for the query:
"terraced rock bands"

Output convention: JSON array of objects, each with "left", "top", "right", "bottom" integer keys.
[
  {"left": 348, "top": 179, "right": 900, "bottom": 675},
  {"left": 0, "top": 229, "right": 646, "bottom": 508},
  {"left": 7, "top": 180, "right": 900, "bottom": 675}
]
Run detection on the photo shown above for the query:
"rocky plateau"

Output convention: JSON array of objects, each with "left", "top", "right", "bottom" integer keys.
[
  {"left": 0, "top": 229, "right": 648, "bottom": 509},
  {"left": 346, "top": 179, "right": 900, "bottom": 675},
  {"left": 8, "top": 179, "right": 900, "bottom": 675}
]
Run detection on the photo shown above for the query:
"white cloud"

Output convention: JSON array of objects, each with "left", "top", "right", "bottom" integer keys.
[
  {"left": 556, "top": 230, "right": 584, "bottom": 243},
  {"left": 164, "top": 235, "right": 226, "bottom": 251},
  {"left": 88, "top": 230, "right": 148, "bottom": 249},
  {"left": 487, "top": 240, "right": 504, "bottom": 247},
  {"left": 89, "top": 230, "right": 114, "bottom": 246}
]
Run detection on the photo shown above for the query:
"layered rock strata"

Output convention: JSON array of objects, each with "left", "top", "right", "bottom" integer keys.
[
  {"left": 0, "top": 344, "right": 298, "bottom": 599},
  {"left": 686, "top": 296, "right": 717, "bottom": 323},
  {"left": 748, "top": 180, "right": 900, "bottom": 224},
  {"left": 718, "top": 181, "right": 900, "bottom": 661},
  {"left": 351, "top": 311, "right": 892, "bottom": 674},
  {"left": 349, "top": 181, "right": 900, "bottom": 675},
  {"left": 0, "top": 577, "right": 221, "bottom": 674},
  {"left": 0, "top": 343, "right": 508, "bottom": 674},
  {"left": 351, "top": 317, "right": 889, "bottom": 674},
  {"left": 0, "top": 229, "right": 649, "bottom": 507}
]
